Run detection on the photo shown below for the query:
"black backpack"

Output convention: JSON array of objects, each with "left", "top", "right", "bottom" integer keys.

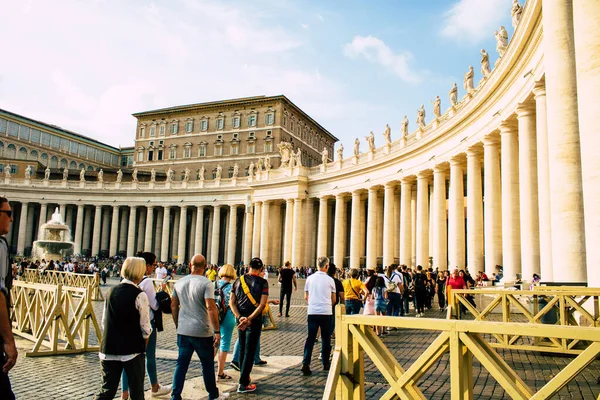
[
  {"left": 414, "top": 273, "right": 426, "bottom": 290},
  {"left": 156, "top": 290, "right": 172, "bottom": 314},
  {"left": 214, "top": 281, "right": 230, "bottom": 324}
]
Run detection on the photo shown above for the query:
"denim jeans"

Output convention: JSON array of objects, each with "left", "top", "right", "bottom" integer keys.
[
  {"left": 302, "top": 314, "right": 332, "bottom": 368},
  {"left": 171, "top": 335, "right": 218, "bottom": 400},
  {"left": 345, "top": 299, "right": 362, "bottom": 315},
  {"left": 238, "top": 318, "right": 263, "bottom": 386},
  {"left": 387, "top": 292, "right": 403, "bottom": 316},
  {"left": 231, "top": 335, "right": 261, "bottom": 365},
  {"left": 122, "top": 319, "right": 157, "bottom": 391}
]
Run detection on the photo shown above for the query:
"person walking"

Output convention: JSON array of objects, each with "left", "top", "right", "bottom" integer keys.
[
  {"left": 342, "top": 268, "right": 368, "bottom": 315},
  {"left": 229, "top": 258, "right": 269, "bottom": 394},
  {"left": 170, "top": 254, "right": 222, "bottom": 400},
  {"left": 95, "top": 257, "right": 152, "bottom": 400},
  {"left": 301, "top": 256, "right": 336, "bottom": 376},
  {"left": 413, "top": 265, "right": 427, "bottom": 317},
  {"left": 278, "top": 261, "right": 297, "bottom": 317},
  {"left": 216, "top": 264, "right": 236, "bottom": 381},
  {"left": 382, "top": 265, "right": 404, "bottom": 317},
  {"left": 0, "top": 197, "right": 17, "bottom": 400}
]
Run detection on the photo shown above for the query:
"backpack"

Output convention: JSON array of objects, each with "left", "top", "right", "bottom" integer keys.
[
  {"left": 156, "top": 290, "right": 172, "bottom": 314},
  {"left": 214, "top": 281, "right": 231, "bottom": 324},
  {"left": 414, "top": 273, "right": 426, "bottom": 290},
  {"left": 386, "top": 272, "right": 401, "bottom": 293}
]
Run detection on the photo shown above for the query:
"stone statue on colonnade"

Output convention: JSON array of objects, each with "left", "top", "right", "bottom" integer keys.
[
  {"left": 416, "top": 104, "right": 426, "bottom": 128},
  {"left": 264, "top": 156, "right": 272, "bottom": 171},
  {"left": 383, "top": 124, "right": 391, "bottom": 145},
  {"left": 449, "top": 83, "right": 458, "bottom": 106},
  {"left": 4, "top": 167, "right": 10, "bottom": 179},
  {"left": 480, "top": 49, "right": 491, "bottom": 77},
  {"left": 495, "top": 27, "right": 508, "bottom": 57},
  {"left": 150, "top": 169, "right": 156, "bottom": 182},
  {"left": 321, "top": 147, "right": 328, "bottom": 164},
  {"left": 62, "top": 167, "right": 69, "bottom": 181},
  {"left": 365, "top": 131, "right": 375, "bottom": 152},
  {"left": 277, "top": 141, "right": 293, "bottom": 167},
  {"left": 79, "top": 168, "right": 85, "bottom": 182},
  {"left": 401, "top": 115, "right": 409, "bottom": 136},
  {"left": 233, "top": 164, "right": 239, "bottom": 178},
  {"left": 256, "top": 157, "right": 264, "bottom": 171},
  {"left": 248, "top": 162, "right": 254, "bottom": 178},
  {"left": 337, "top": 144, "right": 344, "bottom": 162},
  {"left": 464, "top": 66, "right": 475, "bottom": 91},
  {"left": 132, "top": 168, "right": 138, "bottom": 182},
  {"left": 353, "top": 138, "right": 360, "bottom": 157},
  {"left": 166, "top": 167, "right": 173, "bottom": 182},
  {"left": 511, "top": 0, "right": 523, "bottom": 29},
  {"left": 294, "top": 148, "right": 302, "bottom": 166},
  {"left": 44, "top": 166, "right": 51, "bottom": 180},
  {"left": 431, "top": 96, "right": 441, "bottom": 118},
  {"left": 116, "top": 169, "right": 122, "bottom": 183},
  {"left": 216, "top": 165, "right": 222, "bottom": 179},
  {"left": 25, "top": 165, "right": 32, "bottom": 180},
  {"left": 199, "top": 165, "right": 205, "bottom": 181},
  {"left": 97, "top": 169, "right": 103, "bottom": 182},
  {"left": 183, "top": 168, "right": 190, "bottom": 182}
]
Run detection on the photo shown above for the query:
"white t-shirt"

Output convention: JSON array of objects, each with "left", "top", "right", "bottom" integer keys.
[
  {"left": 156, "top": 266, "right": 168, "bottom": 280},
  {"left": 305, "top": 271, "right": 336, "bottom": 315},
  {"left": 380, "top": 272, "right": 403, "bottom": 294}
]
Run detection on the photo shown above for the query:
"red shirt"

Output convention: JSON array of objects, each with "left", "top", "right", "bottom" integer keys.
[{"left": 446, "top": 276, "right": 466, "bottom": 290}]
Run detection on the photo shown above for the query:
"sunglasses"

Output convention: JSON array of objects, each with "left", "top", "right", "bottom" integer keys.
[{"left": 0, "top": 210, "right": 12, "bottom": 218}]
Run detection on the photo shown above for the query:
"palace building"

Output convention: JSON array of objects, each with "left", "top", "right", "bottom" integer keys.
[{"left": 1, "top": 0, "right": 599, "bottom": 287}]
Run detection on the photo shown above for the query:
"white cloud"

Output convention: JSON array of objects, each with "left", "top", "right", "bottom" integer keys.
[
  {"left": 343, "top": 35, "right": 420, "bottom": 83},
  {"left": 440, "top": 0, "right": 508, "bottom": 43}
]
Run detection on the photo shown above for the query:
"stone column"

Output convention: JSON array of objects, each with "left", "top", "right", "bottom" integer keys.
[
  {"left": 38, "top": 202, "right": 48, "bottom": 233},
  {"left": 154, "top": 208, "right": 163, "bottom": 256},
  {"left": 483, "top": 136, "right": 502, "bottom": 277},
  {"left": 500, "top": 122, "right": 521, "bottom": 282},
  {"left": 101, "top": 208, "right": 110, "bottom": 254},
  {"left": 210, "top": 205, "right": 221, "bottom": 264},
  {"left": 283, "top": 199, "right": 294, "bottom": 263},
  {"left": 127, "top": 206, "right": 137, "bottom": 257},
  {"left": 382, "top": 183, "right": 396, "bottom": 267},
  {"left": 91, "top": 205, "right": 102, "bottom": 256},
  {"left": 260, "top": 201, "right": 271, "bottom": 265},
  {"left": 416, "top": 173, "right": 430, "bottom": 268},
  {"left": 143, "top": 206, "right": 154, "bottom": 252},
  {"left": 304, "top": 199, "right": 315, "bottom": 266},
  {"left": 59, "top": 204, "right": 66, "bottom": 221},
  {"left": 119, "top": 209, "right": 127, "bottom": 254},
  {"left": 399, "top": 179, "right": 413, "bottom": 267},
  {"left": 292, "top": 198, "right": 304, "bottom": 268},
  {"left": 542, "top": 0, "right": 586, "bottom": 282},
  {"left": 109, "top": 206, "right": 120, "bottom": 256},
  {"left": 82, "top": 207, "right": 93, "bottom": 254},
  {"left": 251, "top": 202, "right": 262, "bottom": 258},
  {"left": 188, "top": 208, "right": 196, "bottom": 261},
  {"left": 317, "top": 197, "right": 329, "bottom": 259},
  {"left": 271, "top": 204, "right": 282, "bottom": 266},
  {"left": 171, "top": 209, "right": 180, "bottom": 261},
  {"left": 350, "top": 190, "right": 362, "bottom": 269},
  {"left": 366, "top": 187, "right": 378, "bottom": 269},
  {"left": 160, "top": 206, "right": 171, "bottom": 261},
  {"left": 517, "top": 103, "right": 541, "bottom": 282},
  {"left": 533, "top": 83, "right": 553, "bottom": 281},
  {"left": 573, "top": 0, "right": 600, "bottom": 285},
  {"left": 448, "top": 157, "right": 465, "bottom": 270},
  {"left": 16, "top": 202, "right": 28, "bottom": 255},
  {"left": 194, "top": 206, "right": 204, "bottom": 256},
  {"left": 333, "top": 194, "right": 347, "bottom": 267},
  {"left": 243, "top": 208, "right": 253, "bottom": 264},
  {"left": 227, "top": 205, "right": 238, "bottom": 265},
  {"left": 136, "top": 210, "right": 146, "bottom": 253},
  {"left": 466, "top": 148, "right": 484, "bottom": 273},
  {"left": 74, "top": 204, "right": 85, "bottom": 255},
  {"left": 177, "top": 206, "right": 187, "bottom": 264},
  {"left": 432, "top": 166, "right": 447, "bottom": 270}
]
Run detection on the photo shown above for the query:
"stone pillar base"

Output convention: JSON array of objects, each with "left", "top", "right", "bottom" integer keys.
[
  {"left": 115, "top": 183, "right": 121, "bottom": 189},
  {"left": 232, "top": 178, "right": 237, "bottom": 186},
  {"left": 97, "top": 182, "right": 103, "bottom": 189},
  {"left": 400, "top": 137, "right": 407, "bottom": 148},
  {"left": 3, "top": 178, "right": 9, "bottom": 185},
  {"left": 215, "top": 178, "right": 221, "bottom": 187},
  {"left": 383, "top": 144, "right": 391, "bottom": 155},
  {"left": 449, "top": 106, "right": 456, "bottom": 117},
  {"left": 433, "top": 119, "right": 440, "bottom": 129},
  {"left": 199, "top": 180, "right": 205, "bottom": 188},
  {"left": 367, "top": 151, "right": 374, "bottom": 161},
  {"left": 416, "top": 128, "right": 424, "bottom": 139},
  {"left": 79, "top": 181, "right": 85, "bottom": 188},
  {"left": 337, "top": 160, "right": 343, "bottom": 170},
  {"left": 132, "top": 182, "right": 138, "bottom": 189},
  {"left": 24, "top": 178, "right": 31, "bottom": 186},
  {"left": 181, "top": 181, "right": 188, "bottom": 189},
  {"left": 320, "top": 164, "right": 327, "bottom": 173},
  {"left": 352, "top": 155, "right": 358, "bottom": 165},
  {"left": 61, "top": 180, "right": 68, "bottom": 188},
  {"left": 149, "top": 182, "right": 155, "bottom": 189},
  {"left": 43, "top": 180, "right": 50, "bottom": 187}
]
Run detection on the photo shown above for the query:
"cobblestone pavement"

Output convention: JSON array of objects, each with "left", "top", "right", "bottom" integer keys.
[{"left": 9, "top": 276, "right": 600, "bottom": 399}]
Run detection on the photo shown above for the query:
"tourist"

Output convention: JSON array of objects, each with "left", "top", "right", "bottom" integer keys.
[
  {"left": 120, "top": 252, "right": 170, "bottom": 400},
  {"left": 0, "top": 197, "right": 17, "bottom": 400},
  {"left": 229, "top": 257, "right": 268, "bottom": 393},
  {"left": 383, "top": 264, "right": 404, "bottom": 317},
  {"left": 435, "top": 271, "right": 447, "bottom": 311},
  {"left": 327, "top": 263, "right": 344, "bottom": 335},
  {"left": 206, "top": 265, "right": 217, "bottom": 282},
  {"left": 155, "top": 262, "right": 168, "bottom": 280},
  {"left": 342, "top": 268, "right": 368, "bottom": 315},
  {"left": 278, "top": 261, "right": 297, "bottom": 317},
  {"left": 216, "top": 264, "right": 236, "bottom": 381},
  {"left": 95, "top": 257, "right": 152, "bottom": 400},
  {"left": 372, "top": 276, "right": 388, "bottom": 336},
  {"left": 400, "top": 265, "right": 412, "bottom": 315},
  {"left": 170, "top": 254, "right": 221, "bottom": 400},
  {"left": 301, "top": 256, "right": 336, "bottom": 376},
  {"left": 362, "top": 269, "right": 377, "bottom": 316},
  {"left": 413, "top": 266, "right": 427, "bottom": 317}
]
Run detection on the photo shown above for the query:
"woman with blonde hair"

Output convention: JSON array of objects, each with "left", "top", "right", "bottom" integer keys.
[
  {"left": 95, "top": 257, "right": 152, "bottom": 400},
  {"left": 216, "top": 264, "right": 237, "bottom": 380}
]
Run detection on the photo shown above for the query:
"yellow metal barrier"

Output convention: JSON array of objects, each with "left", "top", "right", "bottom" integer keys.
[
  {"left": 24, "top": 268, "right": 104, "bottom": 301},
  {"left": 447, "top": 287, "right": 600, "bottom": 354},
  {"left": 323, "top": 304, "right": 600, "bottom": 400},
  {"left": 10, "top": 280, "right": 103, "bottom": 357}
]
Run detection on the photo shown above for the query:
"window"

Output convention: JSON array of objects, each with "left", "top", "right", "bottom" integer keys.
[
  {"left": 265, "top": 142, "right": 272, "bottom": 152},
  {"left": 283, "top": 114, "right": 287, "bottom": 127},
  {"left": 149, "top": 141, "right": 154, "bottom": 146},
  {"left": 290, "top": 120, "right": 294, "bottom": 132},
  {"left": 169, "top": 147, "right": 176, "bottom": 159},
  {"left": 248, "top": 143, "right": 255, "bottom": 154},
  {"left": 10, "top": 165, "right": 17, "bottom": 174},
  {"left": 185, "top": 120, "right": 193, "bottom": 133},
  {"left": 157, "top": 150, "right": 163, "bottom": 160},
  {"left": 217, "top": 134, "right": 223, "bottom": 141},
  {"left": 212, "top": 169, "right": 217, "bottom": 179},
  {"left": 215, "top": 145, "right": 223, "bottom": 156},
  {"left": 159, "top": 140, "right": 164, "bottom": 145},
  {"left": 231, "top": 144, "right": 239, "bottom": 155},
  {"left": 248, "top": 114, "right": 257, "bottom": 127},
  {"left": 140, "top": 126, "right": 146, "bottom": 138},
  {"left": 199, "top": 146, "right": 206, "bottom": 157},
  {"left": 70, "top": 142, "right": 79, "bottom": 154},
  {"left": 183, "top": 144, "right": 191, "bottom": 158},
  {"left": 159, "top": 124, "right": 166, "bottom": 136},
  {"left": 200, "top": 120, "right": 208, "bottom": 131},
  {"left": 19, "top": 126, "right": 30, "bottom": 141},
  {"left": 148, "top": 151, "right": 153, "bottom": 161},
  {"left": 265, "top": 113, "right": 274, "bottom": 125},
  {"left": 216, "top": 118, "right": 224, "bottom": 130},
  {"left": 266, "top": 130, "right": 272, "bottom": 137},
  {"left": 150, "top": 126, "right": 156, "bottom": 137},
  {"left": 7, "top": 122, "right": 18, "bottom": 137},
  {"left": 232, "top": 116, "right": 240, "bottom": 128},
  {"left": 69, "top": 161, "right": 77, "bottom": 169},
  {"left": 170, "top": 122, "right": 178, "bottom": 134},
  {"left": 31, "top": 129, "right": 41, "bottom": 143},
  {"left": 233, "top": 133, "right": 239, "bottom": 140},
  {"left": 228, "top": 167, "right": 234, "bottom": 178},
  {"left": 248, "top": 132, "right": 255, "bottom": 139},
  {"left": 50, "top": 135, "right": 60, "bottom": 149}
]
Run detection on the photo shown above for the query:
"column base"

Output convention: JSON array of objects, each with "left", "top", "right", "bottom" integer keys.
[
  {"left": 43, "top": 180, "right": 50, "bottom": 187},
  {"left": 320, "top": 164, "right": 327, "bottom": 173},
  {"left": 214, "top": 178, "right": 221, "bottom": 187},
  {"left": 181, "top": 181, "right": 188, "bottom": 189},
  {"left": 232, "top": 178, "right": 237, "bottom": 186},
  {"left": 367, "top": 151, "right": 374, "bottom": 161},
  {"left": 383, "top": 144, "right": 391, "bottom": 155},
  {"left": 352, "top": 155, "right": 358, "bottom": 165}
]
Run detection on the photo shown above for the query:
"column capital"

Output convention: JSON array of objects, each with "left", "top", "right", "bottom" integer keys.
[
  {"left": 180, "top": 204, "right": 188, "bottom": 210},
  {"left": 433, "top": 164, "right": 447, "bottom": 174},
  {"left": 482, "top": 134, "right": 500, "bottom": 147},
  {"left": 515, "top": 102, "right": 536, "bottom": 117},
  {"left": 95, "top": 204, "right": 102, "bottom": 210},
  {"left": 254, "top": 201, "right": 262, "bottom": 206},
  {"left": 400, "top": 176, "right": 414, "bottom": 185},
  {"left": 532, "top": 80, "right": 546, "bottom": 99},
  {"left": 384, "top": 181, "right": 397, "bottom": 189},
  {"left": 416, "top": 170, "right": 432, "bottom": 180},
  {"left": 130, "top": 204, "right": 138, "bottom": 209},
  {"left": 230, "top": 204, "right": 238, "bottom": 211},
  {"left": 351, "top": 189, "right": 362, "bottom": 197},
  {"left": 112, "top": 204, "right": 121, "bottom": 210},
  {"left": 335, "top": 193, "right": 348, "bottom": 201},
  {"left": 319, "top": 195, "right": 331, "bottom": 203},
  {"left": 164, "top": 205, "right": 171, "bottom": 210},
  {"left": 499, "top": 120, "right": 518, "bottom": 134},
  {"left": 367, "top": 186, "right": 380, "bottom": 194},
  {"left": 466, "top": 146, "right": 482, "bottom": 158},
  {"left": 146, "top": 205, "right": 154, "bottom": 210},
  {"left": 214, "top": 204, "right": 222, "bottom": 210},
  {"left": 449, "top": 155, "right": 465, "bottom": 166}
]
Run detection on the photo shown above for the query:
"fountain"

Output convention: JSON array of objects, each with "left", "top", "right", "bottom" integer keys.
[{"left": 32, "top": 208, "right": 74, "bottom": 261}]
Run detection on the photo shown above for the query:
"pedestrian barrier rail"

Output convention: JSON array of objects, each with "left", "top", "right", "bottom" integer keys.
[
  {"left": 10, "top": 280, "right": 103, "bottom": 357},
  {"left": 446, "top": 287, "right": 600, "bottom": 354},
  {"left": 24, "top": 268, "right": 104, "bottom": 301},
  {"left": 323, "top": 305, "right": 600, "bottom": 400}
]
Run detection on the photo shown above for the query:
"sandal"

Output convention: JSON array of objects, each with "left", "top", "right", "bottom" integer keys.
[{"left": 218, "top": 373, "right": 232, "bottom": 380}]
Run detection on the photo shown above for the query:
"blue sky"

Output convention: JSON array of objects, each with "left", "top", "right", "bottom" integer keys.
[{"left": 0, "top": 0, "right": 514, "bottom": 150}]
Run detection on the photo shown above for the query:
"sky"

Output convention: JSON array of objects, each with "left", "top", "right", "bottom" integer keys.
[{"left": 0, "top": 0, "right": 514, "bottom": 151}]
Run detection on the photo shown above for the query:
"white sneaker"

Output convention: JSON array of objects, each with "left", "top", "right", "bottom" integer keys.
[
  {"left": 151, "top": 384, "right": 172, "bottom": 397},
  {"left": 416, "top": 313, "right": 421, "bottom": 318}
]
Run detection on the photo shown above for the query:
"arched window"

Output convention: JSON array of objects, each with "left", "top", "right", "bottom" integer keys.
[
  {"left": 29, "top": 150, "right": 38, "bottom": 161},
  {"left": 87, "top": 165, "right": 94, "bottom": 171},
  {"left": 50, "top": 156, "right": 59, "bottom": 168},
  {"left": 0, "top": 141, "right": 4, "bottom": 157},
  {"left": 69, "top": 161, "right": 77, "bottom": 169},
  {"left": 79, "top": 163, "right": 85, "bottom": 170},
  {"left": 40, "top": 153, "right": 48, "bottom": 166},
  {"left": 18, "top": 147, "right": 27, "bottom": 160},
  {"left": 60, "top": 158, "right": 67, "bottom": 169},
  {"left": 6, "top": 144, "right": 16, "bottom": 159}
]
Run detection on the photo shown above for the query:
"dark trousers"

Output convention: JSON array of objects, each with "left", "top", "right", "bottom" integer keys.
[
  {"left": 95, "top": 353, "right": 145, "bottom": 400},
  {"left": 402, "top": 294, "right": 411, "bottom": 314},
  {"left": 437, "top": 291, "right": 446, "bottom": 309},
  {"left": 386, "top": 292, "right": 403, "bottom": 316},
  {"left": 0, "top": 352, "right": 15, "bottom": 400},
  {"left": 415, "top": 289, "right": 426, "bottom": 313},
  {"left": 171, "top": 335, "right": 219, "bottom": 400},
  {"left": 279, "top": 289, "right": 292, "bottom": 316},
  {"left": 239, "top": 318, "right": 263, "bottom": 387},
  {"left": 302, "top": 314, "right": 332, "bottom": 368}
]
